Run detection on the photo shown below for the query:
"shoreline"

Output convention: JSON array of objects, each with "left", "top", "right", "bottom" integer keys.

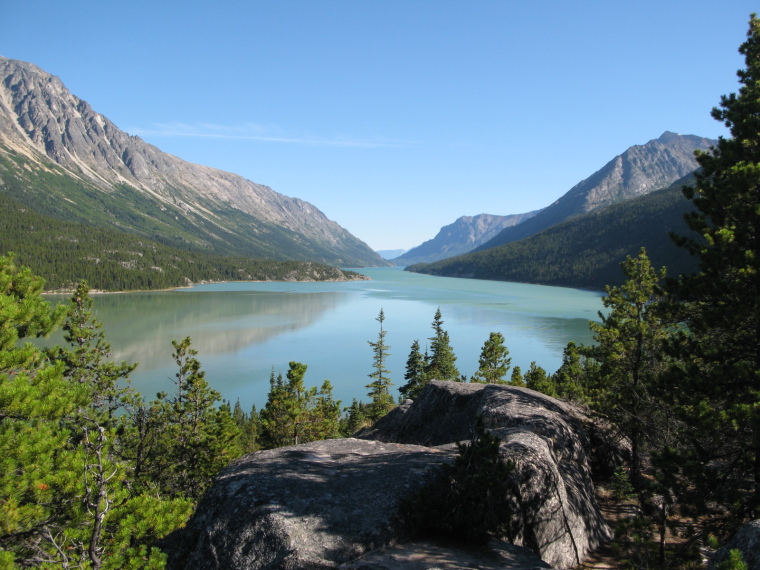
[{"left": 43, "top": 273, "right": 372, "bottom": 296}]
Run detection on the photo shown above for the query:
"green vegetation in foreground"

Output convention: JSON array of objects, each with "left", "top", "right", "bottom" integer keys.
[
  {"left": 0, "top": 192, "right": 364, "bottom": 291},
  {"left": 406, "top": 174, "right": 700, "bottom": 289}
]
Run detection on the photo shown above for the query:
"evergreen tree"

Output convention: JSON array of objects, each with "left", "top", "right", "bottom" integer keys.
[
  {"left": 259, "top": 362, "right": 341, "bottom": 449},
  {"left": 400, "top": 416, "right": 516, "bottom": 544},
  {"left": 0, "top": 258, "right": 192, "bottom": 568},
  {"left": 340, "top": 398, "right": 369, "bottom": 436},
  {"left": 509, "top": 365, "right": 526, "bottom": 387},
  {"left": 399, "top": 339, "right": 426, "bottom": 400},
  {"left": 233, "top": 399, "right": 260, "bottom": 453},
  {"left": 365, "top": 309, "right": 394, "bottom": 420},
  {"left": 590, "top": 248, "right": 668, "bottom": 484},
  {"left": 524, "top": 361, "right": 552, "bottom": 395},
  {"left": 0, "top": 254, "right": 79, "bottom": 565},
  {"left": 259, "top": 369, "right": 293, "bottom": 449},
  {"left": 551, "top": 341, "right": 600, "bottom": 403},
  {"left": 51, "top": 281, "right": 138, "bottom": 417},
  {"left": 471, "top": 332, "right": 511, "bottom": 384},
  {"left": 426, "top": 308, "right": 460, "bottom": 382},
  {"left": 127, "top": 338, "right": 242, "bottom": 501},
  {"left": 663, "top": 14, "right": 760, "bottom": 530}
]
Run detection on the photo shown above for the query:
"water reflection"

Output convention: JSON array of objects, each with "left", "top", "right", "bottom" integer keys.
[
  {"left": 81, "top": 290, "right": 349, "bottom": 368},
  {"left": 44, "top": 269, "right": 603, "bottom": 410}
]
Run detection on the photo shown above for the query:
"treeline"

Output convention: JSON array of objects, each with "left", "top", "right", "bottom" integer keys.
[
  {"left": 407, "top": 176, "right": 700, "bottom": 290},
  {"left": 0, "top": 192, "right": 362, "bottom": 291}
]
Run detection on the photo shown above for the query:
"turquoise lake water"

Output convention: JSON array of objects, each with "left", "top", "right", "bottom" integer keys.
[{"left": 47, "top": 267, "right": 604, "bottom": 411}]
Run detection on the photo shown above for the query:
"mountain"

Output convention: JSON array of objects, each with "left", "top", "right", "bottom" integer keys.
[
  {"left": 406, "top": 174, "right": 699, "bottom": 289},
  {"left": 376, "top": 249, "right": 408, "bottom": 260},
  {"left": 0, "top": 191, "right": 367, "bottom": 291},
  {"left": 473, "top": 132, "right": 715, "bottom": 252},
  {"left": 393, "top": 211, "right": 539, "bottom": 266},
  {"left": 0, "top": 56, "right": 388, "bottom": 268}
]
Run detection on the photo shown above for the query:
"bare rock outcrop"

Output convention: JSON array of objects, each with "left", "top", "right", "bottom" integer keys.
[
  {"left": 163, "top": 439, "right": 458, "bottom": 569},
  {"left": 360, "top": 382, "right": 611, "bottom": 568},
  {"left": 708, "top": 520, "right": 760, "bottom": 570},
  {"left": 164, "top": 382, "right": 612, "bottom": 569}
]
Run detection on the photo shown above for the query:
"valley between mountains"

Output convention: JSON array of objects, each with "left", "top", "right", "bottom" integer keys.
[{"left": 1, "top": 55, "right": 715, "bottom": 291}]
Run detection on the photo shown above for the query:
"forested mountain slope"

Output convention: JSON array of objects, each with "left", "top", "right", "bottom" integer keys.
[
  {"left": 0, "top": 56, "right": 387, "bottom": 267},
  {"left": 0, "top": 192, "right": 364, "bottom": 291},
  {"left": 407, "top": 176, "right": 699, "bottom": 289},
  {"left": 473, "top": 132, "right": 714, "bottom": 252}
]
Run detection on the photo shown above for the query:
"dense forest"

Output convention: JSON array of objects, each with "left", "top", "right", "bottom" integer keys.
[
  {"left": 1, "top": 14, "right": 758, "bottom": 570},
  {"left": 407, "top": 175, "right": 700, "bottom": 289},
  {"left": 0, "top": 191, "right": 364, "bottom": 291}
]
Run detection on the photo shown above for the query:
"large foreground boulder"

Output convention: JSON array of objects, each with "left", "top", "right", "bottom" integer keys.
[
  {"left": 164, "top": 381, "right": 612, "bottom": 569},
  {"left": 360, "top": 381, "right": 612, "bottom": 568},
  {"left": 163, "top": 438, "right": 458, "bottom": 569}
]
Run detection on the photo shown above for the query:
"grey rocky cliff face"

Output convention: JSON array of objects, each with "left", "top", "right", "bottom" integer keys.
[
  {"left": 476, "top": 131, "right": 716, "bottom": 251},
  {"left": 0, "top": 56, "right": 384, "bottom": 266},
  {"left": 164, "top": 381, "right": 613, "bottom": 569}
]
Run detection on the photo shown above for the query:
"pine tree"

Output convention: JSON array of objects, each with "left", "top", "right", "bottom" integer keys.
[
  {"left": 340, "top": 398, "right": 369, "bottom": 435},
  {"left": 128, "top": 338, "right": 242, "bottom": 501},
  {"left": 366, "top": 308, "right": 394, "bottom": 420},
  {"left": 233, "top": 399, "right": 260, "bottom": 453},
  {"left": 664, "top": 14, "right": 760, "bottom": 529},
  {"left": 0, "top": 254, "right": 79, "bottom": 565},
  {"left": 590, "top": 248, "right": 667, "bottom": 484},
  {"left": 260, "top": 362, "right": 341, "bottom": 448},
  {"left": 524, "top": 361, "right": 552, "bottom": 394},
  {"left": 0, "top": 259, "right": 192, "bottom": 568},
  {"left": 399, "top": 339, "right": 427, "bottom": 399},
  {"left": 471, "top": 332, "right": 511, "bottom": 384},
  {"left": 509, "top": 365, "right": 525, "bottom": 387},
  {"left": 426, "top": 308, "right": 460, "bottom": 382},
  {"left": 551, "top": 341, "right": 600, "bottom": 403},
  {"left": 259, "top": 369, "right": 293, "bottom": 449}
]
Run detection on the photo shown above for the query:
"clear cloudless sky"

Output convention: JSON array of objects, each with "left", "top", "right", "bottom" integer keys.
[{"left": 0, "top": 1, "right": 755, "bottom": 251}]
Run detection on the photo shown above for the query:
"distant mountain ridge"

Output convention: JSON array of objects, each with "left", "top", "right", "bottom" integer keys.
[
  {"left": 376, "top": 249, "right": 408, "bottom": 260},
  {"left": 407, "top": 174, "right": 700, "bottom": 289},
  {"left": 474, "top": 131, "right": 715, "bottom": 252},
  {"left": 393, "top": 211, "right": 539, "bottom": 266},
  {"left": 0, "top": 56, "right": 388, "bottom": 267}
]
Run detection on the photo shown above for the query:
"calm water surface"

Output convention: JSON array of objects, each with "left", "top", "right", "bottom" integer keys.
[{"left": 48, "top": 268, "right": 603, "bottom": 410}]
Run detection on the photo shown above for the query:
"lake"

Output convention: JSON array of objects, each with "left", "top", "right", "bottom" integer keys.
[{"left": 46, "top": 267, "right": 604, "bottom": 411}]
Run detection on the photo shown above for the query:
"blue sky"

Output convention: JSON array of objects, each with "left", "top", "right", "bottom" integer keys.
[{"left": 0, "top": 1, "right": 755, "bottom": 251}]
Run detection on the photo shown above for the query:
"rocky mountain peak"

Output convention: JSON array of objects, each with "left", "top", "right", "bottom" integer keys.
[
  {"left": 473, "top": 131, "right": 716, "bottom": 252},
  {"left": 0, "top": 56, "right": 387, "bottom": 267}
]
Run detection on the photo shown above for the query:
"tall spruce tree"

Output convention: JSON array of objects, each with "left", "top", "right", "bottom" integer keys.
[
  {"left": 366, "top": 308, "right": 394, "bottom": 420},
  {"left": 399, "top": 339, "right": 427, "bottom": 399},
  {"left": 664, "top": 14, "right": 760, "bottom": 530},
  {"left": 426, "top": 308, "right": 460, "bottom": 382}
]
